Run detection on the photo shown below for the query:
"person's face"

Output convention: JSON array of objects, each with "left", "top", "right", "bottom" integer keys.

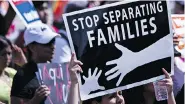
[
  {"left": 29, "top": 38, "right": 55, "bottom": 62},
  {"left": 36, "top": 3, "right": 49, "bottom": 24},
  {"left": 100, "top": 91, "right": 125, "bottom": 104},
  {"left": 0, "top": 46, "right": 12, "bottom": 69}
]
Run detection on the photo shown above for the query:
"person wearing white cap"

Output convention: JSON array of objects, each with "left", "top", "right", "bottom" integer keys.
[{"left": 10, "top": 24, "right": 62, "bottom": 104}]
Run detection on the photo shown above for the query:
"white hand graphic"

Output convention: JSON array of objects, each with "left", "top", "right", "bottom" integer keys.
[
  {"left": 106, "top": 43, "right": 137, "bottom": 86},
  {"left": 106, "top": 35, "right": 172, "bottom": 86},
  {"left": 80, "top": 67, "right": 105, "bottom": 95}
]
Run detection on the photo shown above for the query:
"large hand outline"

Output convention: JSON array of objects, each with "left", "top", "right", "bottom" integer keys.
[
  {"left": 106, "top": 35, "right": 172, "bottom": 86},
  {"left": 80, "top": 67, "right": 105, "bottom": 95},
  {"left": 106, "top": 43, "right": 137, "bottom": 86}
]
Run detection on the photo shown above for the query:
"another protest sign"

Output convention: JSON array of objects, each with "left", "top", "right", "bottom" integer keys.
[
  {"left": 36, "top": 63, "right": 70, "bottom": 104},
  {"left": 8, "top": 0, "right": 42, "bottom": 27},
  {"left": 171, "top": 15, "right": 185, "bottom": 93},
  {"left": 172, "top": 14, "right": 185, "bottom": 58},
  {"left": 63, "top": 0, "right": 174, "bottom": 100}
]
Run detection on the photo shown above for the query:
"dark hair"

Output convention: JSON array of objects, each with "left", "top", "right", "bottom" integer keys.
[
  {"left": 0, "top": 36, "right": 12, "bottom": 52},
  {"left": 83, "top": 90, "right": 126, "bottom": 104},
  {"left": 121, "top": 85, "right": 145, "bottom": 104},
  {"left": 25, "top": 46, "right": 32, "bottom": 62},
  {"left": 124, "top": 84, "right": 169, "bottom": 104},
  {"left": 33, "top": 1, "right": 48, "bottom": 9},
  {"left": 83, "top": 96, "right": 102, "bottom": 104}
]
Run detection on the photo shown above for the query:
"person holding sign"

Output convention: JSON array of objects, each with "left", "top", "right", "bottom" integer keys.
[
  {"left": 10, "top": 24, "right": 59, "bottom": 104},
  {"left": 83, "top": 69, "right": 176, "bottom": 104},
  {"left": 67, "top": 53, "right": 125, "bottom": 104},
  {"left": 143, "top": 69, "right": 176, "bottom": 104},
  {"left": 68, "top": 60, "right": 176, "bottom": 104},
  {"left": 124, "top": 68, "right": 176, "bottom": 104}
]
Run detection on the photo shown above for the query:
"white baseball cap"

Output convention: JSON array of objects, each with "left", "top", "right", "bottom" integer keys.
[{"left": 24, "top": 23, "right": 60, "bottom": 46}]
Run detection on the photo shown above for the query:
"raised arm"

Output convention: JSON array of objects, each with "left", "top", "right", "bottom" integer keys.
[
  {"left": 68, "top": 53, "right": 83, "bottom": 104},
  {"left": 158, "top": 68, "right": 176, "bottom": 104}
]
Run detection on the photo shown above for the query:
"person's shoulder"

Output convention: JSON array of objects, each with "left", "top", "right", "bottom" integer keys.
[
  {"left": 55, "top": 37, "right": 69, "bottom": 46},
  {"left": 5, "top": 67, "right": 17, "bottom": 78},
  {"left": 11, "top": 61, "right": 39, "bottom": 98},
  {"left": 14, "top": 61, "right": 37, "bottom": 77}
]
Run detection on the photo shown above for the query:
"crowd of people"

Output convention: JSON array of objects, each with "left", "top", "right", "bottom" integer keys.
[{"left": 0, "top": 0, "right": 184, "bottom": 104}]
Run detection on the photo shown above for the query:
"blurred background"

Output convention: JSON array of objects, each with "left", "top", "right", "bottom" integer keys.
[{"left": 0, "top": 0, "right": 184, "bottom": 45}]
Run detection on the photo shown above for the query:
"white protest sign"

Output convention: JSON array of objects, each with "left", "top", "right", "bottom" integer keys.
[
  {"left": 63, "top": 0, "right": 174, "bottom": 100},
  {"left": 8, "top": 0, "right": 42, "bottom": 27}
]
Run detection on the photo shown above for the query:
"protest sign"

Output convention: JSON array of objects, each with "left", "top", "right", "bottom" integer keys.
[
  {"left": 63, "top": 0, "right": 174, "bottom": 100},
  {"left": 8, "top": 0, "right": 42, "bottom": 27},
  {"left": 172, "top": 14, "right": 185, "bottom": 37},
  {"left": 172, "top": 15, "right": 185, "bottom": 94},
  {"left": 36, "top": 63, "right": 70, "bottom": 104},
  {"left": 172, "top": 14, "right": 185, "bottom": 58}
]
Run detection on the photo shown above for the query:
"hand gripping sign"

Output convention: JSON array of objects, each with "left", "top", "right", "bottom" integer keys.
[
  {"left": 8, "top": 0, "right": 42, "bottom": 27},
  {"left": 36, "top": 63, "right": 70, "bottom": 104}
]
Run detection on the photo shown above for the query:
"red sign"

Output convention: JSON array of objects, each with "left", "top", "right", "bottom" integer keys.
[{"left": 12, "top": 0, "right": 25, "bottom": 5}]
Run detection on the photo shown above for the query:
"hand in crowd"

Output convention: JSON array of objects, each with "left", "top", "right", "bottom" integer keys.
[
  {"left": 32, "top": 85, "right": 50, "bottom": 103},
  {"left": 12, "top": 45, "right": 27, "bottom": 66},
  {"left": 68, "top": 53, "right": 83, "bottom": 84},
  {"left": 157, "top": 68, "right": 173, "bottom": 94}
]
